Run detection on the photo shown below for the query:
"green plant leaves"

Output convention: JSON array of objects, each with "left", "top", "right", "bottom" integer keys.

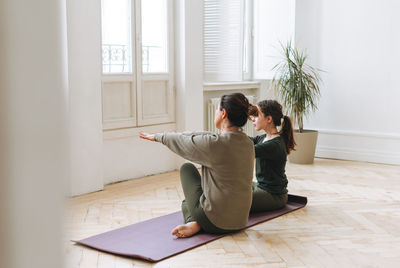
[{"left": 271, "top": 41, "right": 321, "bottom": 133}]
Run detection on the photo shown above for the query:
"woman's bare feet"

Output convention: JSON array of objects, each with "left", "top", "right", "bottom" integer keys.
[{"left": 171, "top": 221, "right": 201, "bottom": 238}]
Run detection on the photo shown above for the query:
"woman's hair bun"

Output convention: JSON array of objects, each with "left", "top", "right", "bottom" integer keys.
[{"left": 220, "top": 93, "right": 251, "bottom": 127}]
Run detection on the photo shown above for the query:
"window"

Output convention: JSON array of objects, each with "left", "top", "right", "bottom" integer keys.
[
  {"left": 141, "top": 0, "right": 168, "bottom": 73},
  {"left": 101, "top": 0, "right": 132, "bottom": 73},
  {"left": 203, "top": 0, "right": 295, "bottom": 82},
  {"left": 101, "top": 0, "right": 174, "bottom": 130},
  {"left": 203, "top": 0, "right": 246, "bottom": 82}
]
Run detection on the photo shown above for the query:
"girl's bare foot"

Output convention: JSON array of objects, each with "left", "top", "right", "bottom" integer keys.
[{"left": 171, "top": 221, "right": 201, "bottom": 238}]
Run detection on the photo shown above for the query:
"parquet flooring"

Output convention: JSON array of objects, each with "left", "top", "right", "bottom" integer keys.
[{"left": 65, "top": 158, "right": 400, "bottom": 267}]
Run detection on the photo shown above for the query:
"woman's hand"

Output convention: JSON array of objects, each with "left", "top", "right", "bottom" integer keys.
[{"left": 139, "top": 131, "right": 156, "bottom": 141}]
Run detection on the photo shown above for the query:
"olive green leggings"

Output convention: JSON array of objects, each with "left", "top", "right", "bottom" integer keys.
[
  {"left": 179, "top": 163, "right": 235, "bottom": 234},
  {"left": 250, "top": 182, "right": 288, "bottom": 213}
]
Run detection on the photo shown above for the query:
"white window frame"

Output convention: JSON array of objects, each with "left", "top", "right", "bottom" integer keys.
[
  {"left": 243, "top": 0, "right": 254, "bottom": 81},
  {"left": 101, "top": 0, "right": 175, "bottom": 130},
  {"left": 135, "top": 0, "right": 175, "bottom": 126}
]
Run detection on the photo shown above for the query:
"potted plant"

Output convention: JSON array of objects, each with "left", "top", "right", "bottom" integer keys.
[{"left": 271, "top": 41, "right": 322, "bottom": 164}]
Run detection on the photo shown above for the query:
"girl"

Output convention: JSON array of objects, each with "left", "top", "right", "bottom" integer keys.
[
  {"left": 140, "top": 93, "right": 255, "bottom": 238},
  {"left": 248, "top": 100, "right": 296, "bottom": 213}
]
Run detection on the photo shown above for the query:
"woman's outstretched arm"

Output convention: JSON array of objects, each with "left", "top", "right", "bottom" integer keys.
[
  {"left": 139, "top": 131, "right": 216, "bottom": 167},
  {"left": 139, "top": 131, "right": 155, "bottom": 141}
]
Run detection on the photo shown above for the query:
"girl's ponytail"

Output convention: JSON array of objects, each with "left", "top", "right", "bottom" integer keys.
[{"left": 280, "top": 115, "right": 296, "bottom": 154}]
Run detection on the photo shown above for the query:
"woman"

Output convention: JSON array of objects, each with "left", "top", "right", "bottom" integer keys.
[
  {"left": 140, "top": 93, "right": 254, "bottom": 238},
  {"left": 248, "top": 100, "right": 296, "bottom": 213}
]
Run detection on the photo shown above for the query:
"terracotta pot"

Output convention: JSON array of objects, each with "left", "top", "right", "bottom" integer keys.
[{"left": 288, "top": 130, "right": 318, "bottom": 164}]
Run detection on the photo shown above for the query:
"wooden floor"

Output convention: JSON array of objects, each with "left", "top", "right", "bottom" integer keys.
[{"left": 65, "top": 158, "right": 400, "bottom": 267}]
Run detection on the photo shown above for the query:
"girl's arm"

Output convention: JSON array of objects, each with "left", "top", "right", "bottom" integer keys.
[
  {"left": 254, "top": 139, "right": 281, "bottom": 160},
  {"left": 248, "top": 135, "right": 258, "bottom": 144}
]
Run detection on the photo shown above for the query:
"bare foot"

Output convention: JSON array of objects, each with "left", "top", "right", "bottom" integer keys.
[{"left": 171, "top": 221, "right": 201, "bottom": 238}]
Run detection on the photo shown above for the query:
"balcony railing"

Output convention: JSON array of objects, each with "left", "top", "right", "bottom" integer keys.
[
  {"left": 102, "top": 44, "right": 130, "bottom": 73},
  {"left": 102, "top": 44, "right": 161, "bottom": 73},
  {"left": 142, "top": 45, "right": 161, "bottom": 73}
]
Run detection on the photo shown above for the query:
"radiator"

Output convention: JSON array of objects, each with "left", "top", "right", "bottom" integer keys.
[{"left": 207, "top": 95, "right": 256, "bottom": 136}]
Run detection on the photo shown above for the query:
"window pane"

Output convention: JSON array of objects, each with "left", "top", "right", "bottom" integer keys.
[
  {"left": 101, "top": 0, "right": 132, "bottom": 73},
  {"left": 141, "top": 0, "right": 168, "bottom": 73}
]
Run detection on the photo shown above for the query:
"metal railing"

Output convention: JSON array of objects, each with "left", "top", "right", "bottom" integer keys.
[
  {"left": 102, "top": 44, "right": 130, "bottom": 73},
  {"left": 102, "top": 44, "right": 161, "bottom": 73},
  {"left": 142, "top": 45, "right": 161, "bottom": 73}
]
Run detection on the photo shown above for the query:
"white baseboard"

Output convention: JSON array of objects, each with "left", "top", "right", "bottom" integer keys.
[{"left": 314, "top": 129, "right": 400, "bottom": 165}]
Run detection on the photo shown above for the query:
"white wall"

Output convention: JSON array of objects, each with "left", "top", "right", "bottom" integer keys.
[
  {"left": 102, "top": 124, "right": 179, "bottom": 184},
  {"left": 295, "top": 0, "right": 400, "bottom": 165},
  {"left": 175, "top": 0, "right": 204, "bottom": 132},
  {"left": 253, "top": 0, "right": 296, "bottom": 79},
  {"left": 0, "top": 0, "right": 68, "bottom": 267},
  {"left": 67, "top": 0, "right": 104, "bottom": 196}
]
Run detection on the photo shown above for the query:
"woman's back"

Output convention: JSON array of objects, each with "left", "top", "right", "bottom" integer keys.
[
  {"left": 155, "top": 130, "right": 254, "bottom": 230},
  {"left": 200, "top": 130, "right": 254, "bottom": 230},
  {"left": 142, "top": 92, "right": 256, "bottom": 237}
]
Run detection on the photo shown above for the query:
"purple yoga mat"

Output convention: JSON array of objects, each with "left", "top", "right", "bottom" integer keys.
[{"left": 74, "top": 194, "right": 307, "bottom": 262}]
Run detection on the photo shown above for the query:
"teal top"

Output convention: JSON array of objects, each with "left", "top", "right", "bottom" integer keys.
[{"left": 249, "top": 135, "right": 288, "bottom": 195}]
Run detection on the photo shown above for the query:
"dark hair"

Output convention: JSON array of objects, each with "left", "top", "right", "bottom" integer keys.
[
  {"left": 256, "top": 100, "right": 296, "bottom": 154},
  {"left": 219, "top": 93, "right": 253, "bottom": 128}
]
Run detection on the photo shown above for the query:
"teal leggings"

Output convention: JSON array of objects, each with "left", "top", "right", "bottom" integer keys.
[
  {"left": 179, "top": 163, "right": 235, "bottom": 234},
  {"left": 250, "top": 182, "right": 288, "bottom": 213}
]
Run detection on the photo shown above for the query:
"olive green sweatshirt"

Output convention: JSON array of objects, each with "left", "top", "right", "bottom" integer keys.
[{"left": 154, "top": 131, "right": 254, "bottom": 230}]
